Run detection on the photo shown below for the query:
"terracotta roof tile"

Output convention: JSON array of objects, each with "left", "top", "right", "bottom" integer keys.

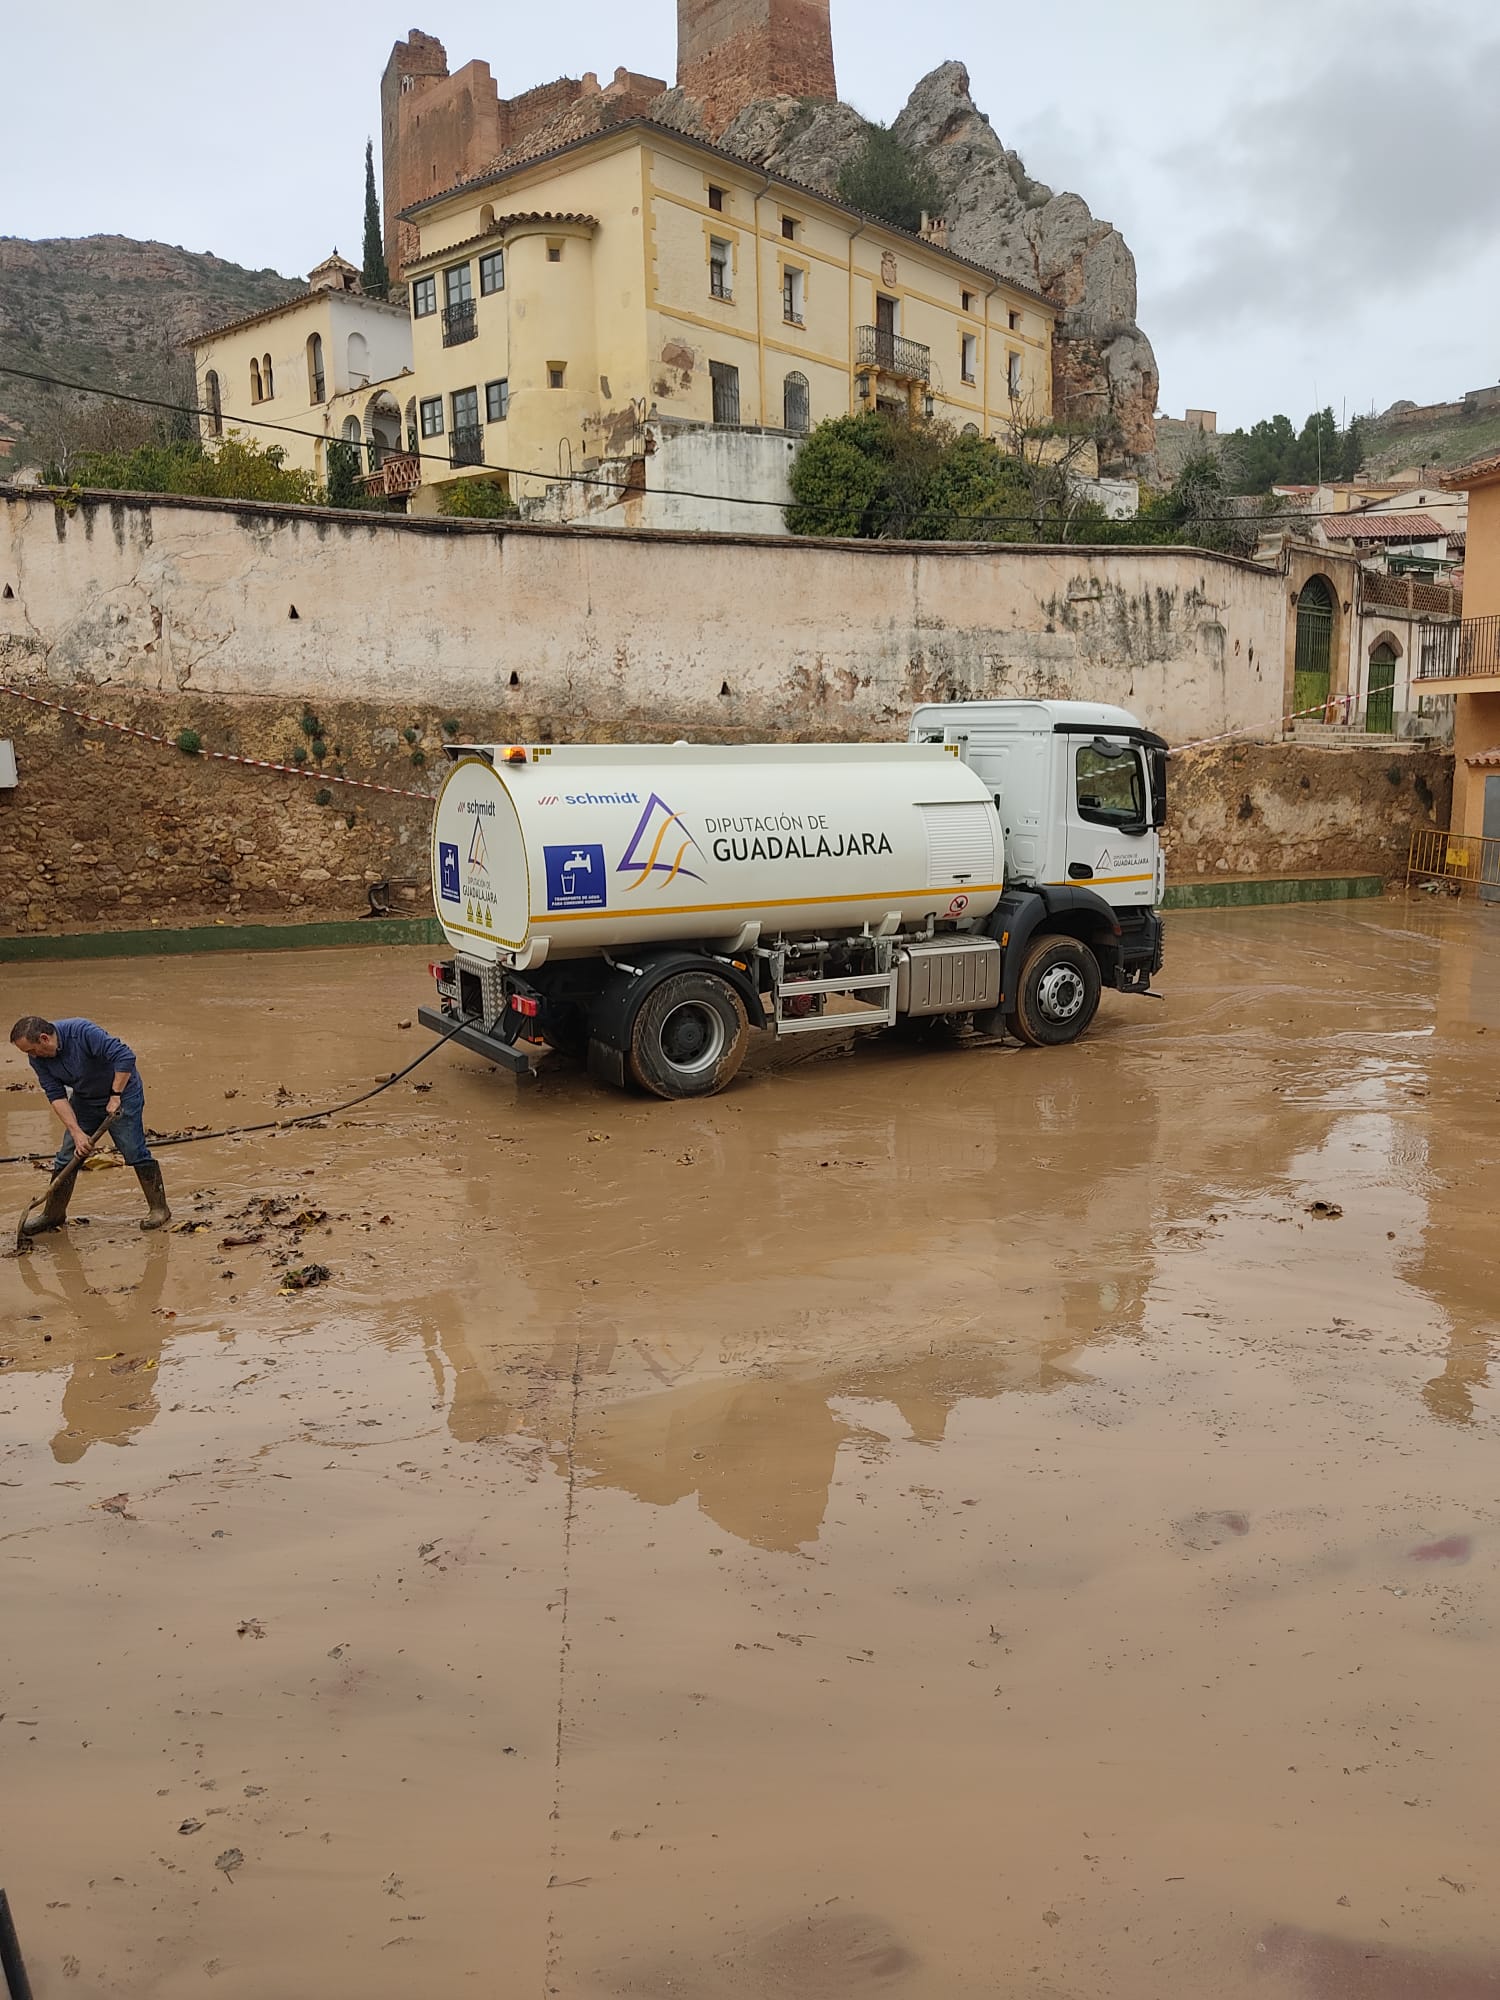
[
  {"left": 1317, "top": 511, "right": 1446, "bottom": 541},
  {"left": 1442, "top": 449, "right": 1500, "bottom": 490}
]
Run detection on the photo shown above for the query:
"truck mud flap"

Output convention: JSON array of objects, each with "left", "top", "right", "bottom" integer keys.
[{"left": 417, "top": 1006, "right": 536, "bottom": 1078}]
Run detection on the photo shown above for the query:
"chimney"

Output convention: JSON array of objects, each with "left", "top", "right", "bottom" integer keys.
[{"left": 919, "top": 211, "right": 949, "bottom": 250}]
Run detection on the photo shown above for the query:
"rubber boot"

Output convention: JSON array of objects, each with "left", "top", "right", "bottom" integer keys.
[
  {"left": 135, "top": 1161, "right": 172, "bottom": 1232},
  {"left": 22, "top": 1173, "right": 76, "bottom": 1236}
]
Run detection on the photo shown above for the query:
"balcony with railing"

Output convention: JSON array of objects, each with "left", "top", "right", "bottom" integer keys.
[
  {"left": 855, "top": 325, "right": 930, "bottom": 382},
  {"left": 442, "top": 300, "right": 477, "bottom": 347},
  {"left": 1416, "top": 613, "right": 1500, "bottom": 684},
  {"left": 358, "top": 451, "right": 422, "bottom": 499},
  {"left": 449, "top": 426, "right": 485, "bottom": 468}
]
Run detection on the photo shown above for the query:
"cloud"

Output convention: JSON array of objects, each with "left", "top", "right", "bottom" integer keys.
[{"left": 1154, "top": 33, "right": 1500, "bottom": 336}]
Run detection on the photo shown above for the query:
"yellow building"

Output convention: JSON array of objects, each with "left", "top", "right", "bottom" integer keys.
[
  {"left": 398, "top": 119, "right": 1056, "bottom": 514},
  {"left": 1423, "top": 453, "right": 1500, "bottom": 868},
  {"left": 187, "top": 255, "right": 415, "bottom": 490}
]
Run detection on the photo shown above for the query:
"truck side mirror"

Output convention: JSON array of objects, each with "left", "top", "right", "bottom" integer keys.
[{"left": 1150, "top": 748, "right": 1168, "bottom": 829}]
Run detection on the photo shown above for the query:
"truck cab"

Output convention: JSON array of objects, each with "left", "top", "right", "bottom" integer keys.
[{"left": 909, "top": 698, "right": 1168, "bottom": 1042}]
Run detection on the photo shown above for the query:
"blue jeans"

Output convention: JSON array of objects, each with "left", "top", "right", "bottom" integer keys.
[{"left": 51, "top": 1095, "right": 154, "bottom": 1173}]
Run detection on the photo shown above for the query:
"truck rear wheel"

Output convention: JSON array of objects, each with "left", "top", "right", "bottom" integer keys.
[
  {"left": 628, "top": 972, "right": 750, "bottom": 1099},
  {"left": 1007, "top": 934, "right": 1101, "bottom": 1047}
]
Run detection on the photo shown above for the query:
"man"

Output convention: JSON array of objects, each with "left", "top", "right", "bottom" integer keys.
[{"left": 8, "top": 1015, "right": 171, "bottom": 1235}]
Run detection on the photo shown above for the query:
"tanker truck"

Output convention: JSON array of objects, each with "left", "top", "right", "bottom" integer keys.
[{"left": 419, "top": 699, "right": 1167, "bottom": 1099}]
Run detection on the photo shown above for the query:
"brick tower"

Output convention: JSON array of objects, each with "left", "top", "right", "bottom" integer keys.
[{"left": 676, "top": 0, "right": 837, "bottom": 133}]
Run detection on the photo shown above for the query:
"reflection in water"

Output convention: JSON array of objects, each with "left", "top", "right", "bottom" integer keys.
[{"left": 15, "top": 1234, "right": 171, "bottom": 1462}]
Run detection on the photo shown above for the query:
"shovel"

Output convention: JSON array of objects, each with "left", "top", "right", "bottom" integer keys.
[{"left": 11, "top": 1113, "right": 116, "bottom": 1257}]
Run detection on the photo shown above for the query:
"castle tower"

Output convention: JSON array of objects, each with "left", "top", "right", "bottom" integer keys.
[
  {"left": 676, "top": 0, "right": 837, "bottom": 133},
  {"left": 380, "top": 32, "right": 451, "bottom": 276}
]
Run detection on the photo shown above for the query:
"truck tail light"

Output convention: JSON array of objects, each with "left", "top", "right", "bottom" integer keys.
[
  {"left": 429, "top": 961, "right": 454, "bottom": 983},
  {"left": 509, "top": 993, "right": 541, "bottom": 1018}
]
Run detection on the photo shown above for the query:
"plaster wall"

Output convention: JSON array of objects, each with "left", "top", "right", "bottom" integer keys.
[{"left": 0, "top": 488, "right": 1295, "bottom": 751}]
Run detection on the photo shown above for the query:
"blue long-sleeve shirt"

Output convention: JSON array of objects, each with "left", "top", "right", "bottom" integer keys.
[{"left": 28, "top": 1018, "right": 144, "bottom": 1108}]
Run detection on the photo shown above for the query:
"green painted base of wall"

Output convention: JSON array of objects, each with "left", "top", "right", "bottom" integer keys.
[
  {"left": 1162, "top": 874, "right": 1385, "bottom": 910},
  {"left": 1, "top": 877, "right": 1388, "bottom": 960},
  {"left": 0, "top": 916, "right": 443, "bottom": 963}
]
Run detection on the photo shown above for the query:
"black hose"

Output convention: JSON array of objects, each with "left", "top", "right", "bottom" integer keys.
[
  {"left": 0, "top": 1019, "right": 469, "bottom": 1169},
  {"left": 0, "top": 1890, "right": 35, "bottom": 2000}
]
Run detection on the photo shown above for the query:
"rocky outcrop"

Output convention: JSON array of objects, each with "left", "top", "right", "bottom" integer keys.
[{"left": 702, "top": 61, "right": 1158, "bottom": 473}]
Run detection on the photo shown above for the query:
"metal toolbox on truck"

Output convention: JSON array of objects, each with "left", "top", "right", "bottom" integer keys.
[{"left": 894, "top": 937, "right": 1001, "bottom": 1015}]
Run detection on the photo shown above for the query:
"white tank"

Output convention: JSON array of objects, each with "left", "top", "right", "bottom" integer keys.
[{"left": 431, "top": 744, "right": 1004, "bottom": 964}]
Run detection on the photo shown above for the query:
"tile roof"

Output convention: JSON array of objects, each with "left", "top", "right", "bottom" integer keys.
[
  {"left": 1318, "top": 511, "right": 1446, "bottom": 541},
  {"left": 184, "top": 287, "right": 408, "bottom": 350},
  {"left": 400, "top": 117, "right": 1055, "bottom": 308},
  {"left": 1441, "top": 449, "right": 1500, "bottom": 490},
  {"left": 1466, "top": 747, "right": 1500, "bottom": 768},
  {"left": 403, "top": 213, "right": 597, "bottom": 272}
]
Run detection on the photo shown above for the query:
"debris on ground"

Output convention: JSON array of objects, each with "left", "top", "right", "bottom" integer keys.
[
  {"left": 1306, "top": 1199, "right": 1344, "bottom": 1219},
  {"left": 215, "top": 1848, "right": 244, "bottom": 1882},
  {"left": 179, "top": 1818, "right": 204, "bottom": 1835},
  {"left": 95, "top": 1493, "right": 135, "bottom": 1518},
  {"left": 237, "top": 1617, "right": 267, "bottom": 1639},
  {"left": 280, "top": 1264, "right": 332, "bottom": 1293}
]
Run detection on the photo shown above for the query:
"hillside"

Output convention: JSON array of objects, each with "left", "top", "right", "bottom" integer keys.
[
  {"left": 1357, "top": 400, "right": 1500, "bottom": 480},
  {"left": 0, "top": 236, "right": 302, "bottom": 465}
]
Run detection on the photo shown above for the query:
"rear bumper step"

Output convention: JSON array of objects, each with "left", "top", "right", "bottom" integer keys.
[{"left": 418, "top": 1005, "right": 536, "bottom": 1077}]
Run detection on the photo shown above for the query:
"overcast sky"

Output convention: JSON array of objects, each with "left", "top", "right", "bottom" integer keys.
[{"left": 4, "top": 0, "right": 1498, "bottom": 431}]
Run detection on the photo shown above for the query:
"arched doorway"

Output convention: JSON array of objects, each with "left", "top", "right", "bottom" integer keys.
[
  {"left": 1293, "top": 575, "right": 1335, "bottom": 719},
  {"left": 1366, "top": 637, "right": 1399, "bottom": 734}
]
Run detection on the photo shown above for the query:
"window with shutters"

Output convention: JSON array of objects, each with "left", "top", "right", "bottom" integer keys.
[
  {"left": 709, "top": 360, "right": 740, "bottom": 425},
  {"left": 783, "top": 371, "right": 809, "bottom": 434}
]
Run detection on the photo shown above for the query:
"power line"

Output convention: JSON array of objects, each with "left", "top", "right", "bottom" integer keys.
[{"left": 0, "top": 360, "right": 1339, "bottom": 534}]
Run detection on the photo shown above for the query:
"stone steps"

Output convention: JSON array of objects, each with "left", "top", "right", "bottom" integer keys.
[{"left": 1289, "top": 724, "right": 1398, "bottom": 746}]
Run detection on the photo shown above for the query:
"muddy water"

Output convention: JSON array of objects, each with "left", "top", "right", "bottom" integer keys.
[{"left": 2, "top": 902, "right": 1499, "bottom": 1998}]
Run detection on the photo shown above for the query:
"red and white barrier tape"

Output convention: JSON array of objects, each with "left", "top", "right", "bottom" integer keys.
[
  {"left": 1171, "top": 692, "right": 1357, "bottom": 755},
  {"left": 0, "top": 682, "right": 432, "bottom": 801}
]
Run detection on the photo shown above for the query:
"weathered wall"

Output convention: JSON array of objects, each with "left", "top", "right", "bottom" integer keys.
[
  {"left": 1165, "top": 741, "right": 1450, "bottom": 884},
  {"left": 676, "top": 0, "right": 837, "bottom": 131},
  {"left": 0, "top": 689, "right": 1449, "bottom": 938},
  {"left": 0, "top": 487, "right": 1294, "bottom": 750}
]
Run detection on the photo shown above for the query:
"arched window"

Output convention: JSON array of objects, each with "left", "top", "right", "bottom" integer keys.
[
  {"left": 404, "top": 397, "right": 418, "bottom": 454},
  {"left": 479, "top": 203, "right": 495, "bottom": 233},
  {"left": 783, "top": 370, "right": 809, "bottom": 434},
  {"left": 342, "top": 416, "right": 362, "bottom": 443},
  {"left": 262, "top": 353, "right": 274, "bottom": 399},
  {"left": 347, "top": 330, "right": 370, "bottom": 387},
  {"left": 249, "top": 357, "right": 263, "bottom": 403},
  {"left": 203, "top": 369, "right": 223, "bottom": 436},
  {"left": 307, "top": 332, "right": 326, "bottom": 403}
]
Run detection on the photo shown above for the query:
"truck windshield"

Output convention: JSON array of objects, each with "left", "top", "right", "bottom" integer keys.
[{"left": 1076, "top": 743, "right": 1146, "bottom": 831}]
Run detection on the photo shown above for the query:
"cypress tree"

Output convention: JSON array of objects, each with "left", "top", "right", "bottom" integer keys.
[{"left": 362, "top": 140, "right": 389, "bottom": 300}]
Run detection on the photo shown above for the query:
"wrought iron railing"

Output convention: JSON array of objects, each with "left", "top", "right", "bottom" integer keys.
[
  {"left": 442, "top": 300, "right": 478, "bottom": 347},
  {"left": 449, "top": 426, "right": 484, "bottom": 467},
  {"left": 1407, "top": 826, "right": 1500, "bottom": 897},
  {"left": 856, "top": 326, "right": 931, "bottom": 381},
  {"left": 710, "top": 268, "right": 732, "bottom": 300},
  {"left": 1416, "top": 613, "right": 1500, "bottom": 680}
]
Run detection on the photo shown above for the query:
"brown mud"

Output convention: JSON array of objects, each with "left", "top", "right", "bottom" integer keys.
[{"left": 2, "top": 902, "right": 1499, "bottom": 1998}]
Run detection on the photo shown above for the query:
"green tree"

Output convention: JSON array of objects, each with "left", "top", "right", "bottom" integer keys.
[
  {"left": 362, "top": 140, "right": 389, "bottom": 301},
  {"left": 325, "top": 437, "right": 367, "bottom": 509},
  {"left": 67, "top": 432, "right": 320, "bottom": 504},
  {"left": 437, "top": 477, "right": 518, "bottom": 518},
  {"left": 835, "top": 124, "right": 942, "bottom": 234}
]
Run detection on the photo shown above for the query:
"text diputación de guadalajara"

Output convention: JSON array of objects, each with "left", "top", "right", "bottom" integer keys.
[{"left": 703, "top": 811, "right": 893, "bottom": 864}]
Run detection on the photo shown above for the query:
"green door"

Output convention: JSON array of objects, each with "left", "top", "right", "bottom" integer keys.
[
  {"left": 1293, "top": 576, "right": 1335, "bottom": 718},
  {"left": 1366, "top": 643, "right": 1397, "bottom": 733}
]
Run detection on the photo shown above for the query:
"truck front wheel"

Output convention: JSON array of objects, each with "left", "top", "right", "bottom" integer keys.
[
  {"left": 628, "top": 972, "right": 750, "bottom": 1099},
  {"left": 1007, "top": 934, "right": 1101, "bottom": 1047}
]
